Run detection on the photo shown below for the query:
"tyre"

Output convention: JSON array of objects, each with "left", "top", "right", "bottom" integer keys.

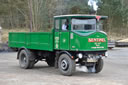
[
  {"left": 19, "top": 49, "right": 36, "bottom": 69},
  {"left": 95, "top": 58, "right": 104, "bottom": 73},
  {"left": 58, "top": 54, "right": 76, "bottom": 76},
  {"left": 46, "top": 56, "right": 55, "bottom": 67}
]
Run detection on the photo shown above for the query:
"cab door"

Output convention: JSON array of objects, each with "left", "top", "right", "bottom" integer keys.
[
  {"left": 59, "top": 19, "right": 70, "bottom": 50},
  {"left": 54, "top": 19, "right": 70, "bottom": 50}
]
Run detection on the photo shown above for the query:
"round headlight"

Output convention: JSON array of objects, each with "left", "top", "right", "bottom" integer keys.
[{"left": 78, "top": 53, "right": 83, "bottom": 59}]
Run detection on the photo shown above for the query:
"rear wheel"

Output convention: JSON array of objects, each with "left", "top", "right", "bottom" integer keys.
[
  {"left": 19, "top": 49, "right": 36, "bottom": 69},
  {"left": 58, "top": 54, "right": 76, "bottom": 76}
]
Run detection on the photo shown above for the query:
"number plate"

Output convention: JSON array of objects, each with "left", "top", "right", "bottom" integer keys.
[{"left": 87, "top": 58, "right": 97, "bottom": 62}]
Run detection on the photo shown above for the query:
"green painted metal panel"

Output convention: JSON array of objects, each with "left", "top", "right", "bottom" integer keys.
[
  {"left": 9, "top": 32, "right": 53, "bottom": 51},
  {"left": 70, "top": 31, "right": 107, "bottom": 51},
  {"left": 9, "top": 33, "right": 26, "bottom": 47},
  {"left": 60, "top": 32, "right": 70, "bottom": 50},
  {"left": 25, "top": 33, "right": 31, "bottom": 48}
]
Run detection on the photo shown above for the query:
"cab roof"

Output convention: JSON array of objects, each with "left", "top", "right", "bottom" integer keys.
[{"left": 54, "top": 14, "right": 108, "bottom": 19}]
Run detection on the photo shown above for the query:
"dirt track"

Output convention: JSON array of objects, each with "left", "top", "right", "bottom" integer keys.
[{"left": 0, "top": 47, "right": 128, "bottom": 85}]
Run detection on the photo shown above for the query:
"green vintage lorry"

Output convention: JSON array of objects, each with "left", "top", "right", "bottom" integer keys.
[{"left": 9, "top": 14, "right": 108, "bottom": 76}]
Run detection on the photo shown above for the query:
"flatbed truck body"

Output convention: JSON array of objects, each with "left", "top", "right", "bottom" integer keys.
[{"left": 9, "top": 32, "right": 53, "bottom": 51}]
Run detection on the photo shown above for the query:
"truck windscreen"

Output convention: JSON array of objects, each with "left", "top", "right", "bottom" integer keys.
[{"left": 72, "top": 19, "right": 96, "bottom": 31}]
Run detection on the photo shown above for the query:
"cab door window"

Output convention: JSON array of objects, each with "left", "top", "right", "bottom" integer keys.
[
  {"left": 55, "top": 19, "right": 60, "bottom": 31},
  {"left": 61, "top": 19, "right": 69, "bottom": 31}
]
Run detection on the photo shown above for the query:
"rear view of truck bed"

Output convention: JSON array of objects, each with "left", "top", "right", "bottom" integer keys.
[{"left": 9, "top": 32, "right": 53, "bottom": 51}]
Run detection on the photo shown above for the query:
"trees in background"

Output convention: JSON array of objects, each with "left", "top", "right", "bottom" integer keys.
[
  {"left": 0, "top": 0, "right": 128, "bottom": 38},
  {"left": 99, "top": 0, "right": 128, "bottom": 37},
  {"left": 0, "top": 0, "right": 28, "bottom": 28}
]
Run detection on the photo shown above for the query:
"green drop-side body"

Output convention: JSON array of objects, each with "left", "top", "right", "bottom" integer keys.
[
  {"left": 9, "top": 32, "right": 53, "bottom": 51},
  {"left": 9, "top": 15, "right": 108, "bottom": 52}
]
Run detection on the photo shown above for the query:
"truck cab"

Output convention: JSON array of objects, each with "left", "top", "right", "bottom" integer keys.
[{"left": 54, "top": 15, "right": 108, "bottom": 51}]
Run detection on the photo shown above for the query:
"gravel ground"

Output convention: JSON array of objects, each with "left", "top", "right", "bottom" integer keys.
[{"left": 0, "top": 47, "right": 128, "bottom": 85}]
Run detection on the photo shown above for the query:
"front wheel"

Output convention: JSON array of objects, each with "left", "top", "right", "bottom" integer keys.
[
  {"left": 58, "top": 54, "right": 76, "bottom": 76},
  {"left": 95, "top": 58, "right": 104, "bottom": 73}
]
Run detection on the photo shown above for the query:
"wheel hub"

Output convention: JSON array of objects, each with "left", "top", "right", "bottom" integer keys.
[
  {"left": 61, "top": 59, "right": 69, "bottom": 70},
  {"left": 23, "top": 57, "right": 26, "bottom": 63},
  {"left": 21, "top": 54, "right": 27, "bottom": 65}
]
